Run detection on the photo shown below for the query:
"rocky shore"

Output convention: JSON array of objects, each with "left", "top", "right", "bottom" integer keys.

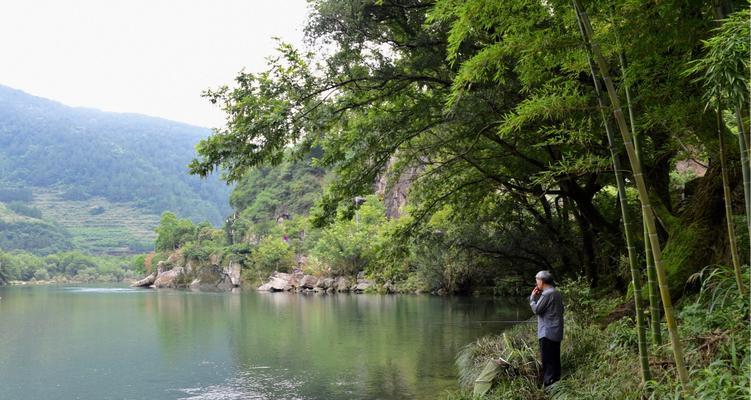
[
  {"left": 131, "top": 252, "right": 241, "bottom": 291},
  {"left": 256, "top": 271, "right": 383, "bottom": 294}
]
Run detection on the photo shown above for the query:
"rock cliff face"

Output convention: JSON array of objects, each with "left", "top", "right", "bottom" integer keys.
[
  {"left": 131, "top": 253, "right": 241, "bottom": 291},
  {"left": 374, "top": 156, "right": 421, "bottom": 219}
]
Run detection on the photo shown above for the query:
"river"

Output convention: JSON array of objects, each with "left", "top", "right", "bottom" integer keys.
[{"left": 0, "top": 285, "right": 529, "bottom": 399}]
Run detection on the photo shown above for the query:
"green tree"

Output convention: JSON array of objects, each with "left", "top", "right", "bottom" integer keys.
[
  {"left": 249, "top": 236, "right": 296, "bottom": 281},
  {"left": 155, "top": 212, "right": 196, "bottom": 251}
]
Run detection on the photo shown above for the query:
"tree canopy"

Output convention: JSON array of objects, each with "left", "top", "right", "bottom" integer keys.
[{"left": 191, "top": 0, "right": 749, "bottom": 292}]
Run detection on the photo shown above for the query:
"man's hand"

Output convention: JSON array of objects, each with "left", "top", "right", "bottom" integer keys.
[{"left": 531, "top": 287, "right": 541, "bottom": 297}]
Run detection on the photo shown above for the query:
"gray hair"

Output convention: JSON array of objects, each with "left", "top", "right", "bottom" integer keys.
[{"left": 535, "top": 270, "right": 554, "bottom": 285}]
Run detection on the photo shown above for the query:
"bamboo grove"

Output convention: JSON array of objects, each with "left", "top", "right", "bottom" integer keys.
[{"left": 190, "top": 0, "right": 750, "bottom": 393}]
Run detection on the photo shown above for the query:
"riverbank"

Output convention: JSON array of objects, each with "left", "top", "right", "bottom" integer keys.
[{"left": 447, "top": 267, "right": 750, "bottom": 399}]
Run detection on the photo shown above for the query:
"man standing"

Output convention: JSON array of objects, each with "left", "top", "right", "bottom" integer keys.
[{"left": 530, "top": 270, "right": 564, "bottom": 387}]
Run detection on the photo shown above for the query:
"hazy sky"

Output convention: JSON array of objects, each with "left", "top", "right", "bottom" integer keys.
[{"left": 0, "top": 0, "right": 309, "bottom": 128}]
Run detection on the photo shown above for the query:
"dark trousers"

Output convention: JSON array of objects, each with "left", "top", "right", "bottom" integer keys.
[{"left": 539, "top": 337, "right": 561, "bottom": 387}]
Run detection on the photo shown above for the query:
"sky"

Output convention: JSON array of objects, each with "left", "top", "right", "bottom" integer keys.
[{"left": 0, "top": 0, "right": 310, "bottom": 128}]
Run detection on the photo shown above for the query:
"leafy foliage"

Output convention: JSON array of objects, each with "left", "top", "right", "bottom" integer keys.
[{"left": 0, "top": 250, "right": 137, "bottom": 283}]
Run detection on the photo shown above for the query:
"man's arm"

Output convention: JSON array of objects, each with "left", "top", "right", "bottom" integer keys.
[{"left": 530, "top": 291, "right": 551, "bottom": 315}]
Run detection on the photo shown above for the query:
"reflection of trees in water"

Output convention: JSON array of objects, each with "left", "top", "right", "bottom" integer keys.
[
  {"left": 146, "top": 290, "right": 241, "bottom": 361},
  {"left": 224, "top": 293, "right": 529, "bottom": 399},
  {"left": 364, "top": 360, "right": 413, "bottom": 399}
]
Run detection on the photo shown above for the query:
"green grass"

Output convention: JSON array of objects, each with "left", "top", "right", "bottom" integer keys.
[{"left": 448, "top": 269, "right": 750, "bottom": 399}]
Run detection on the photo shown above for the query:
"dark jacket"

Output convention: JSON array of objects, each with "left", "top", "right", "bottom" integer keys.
[{"left": 529, "top": 287, "right": 564, "bottom": 342}]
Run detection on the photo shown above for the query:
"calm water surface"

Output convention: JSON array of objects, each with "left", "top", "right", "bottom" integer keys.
[{"left": 0, "top": 285, "right": 529, "bottom": 399}]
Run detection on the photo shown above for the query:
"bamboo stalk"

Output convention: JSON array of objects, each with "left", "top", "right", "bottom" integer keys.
[
  {"left": 613, "top": 12, "right": 662, "bottom": 346},
  {"left": 643, "top": 223, "right": 662, "bottom": 344},
  {"left": 734, "top": 103, "right": 751, "bottom": 266},
  {"left": 583, "top": 9, "right": 650, "bottom": 381},
  {"left": 572, "top": 1, "right": 689, "bottom": 388},
  {"left": 718, "top": 104, "right": 745, "bottom": 292}
]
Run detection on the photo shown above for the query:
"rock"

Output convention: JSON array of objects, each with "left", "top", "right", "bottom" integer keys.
[
  {"left": 269, "top": 272, "right": 292, "bottom": 291},
  {"left": 299, "top": 275, "right": 319, "bottom": 289},
  {"left": 352, "top": 279, "right": 373, "bottom": 293},
  {"left": 209, "top": 253, "right": 221, "bottom": 266},
  {"left": 288, "top": 272, "right": 304, "bottom": 288},
  {"left": 214, "top": 275, "right": 234, "bottom": 291},
  {"left": 316, "top": 278, "right": 334, "bottom": 290},
  {"left": 153, "top": 267, "right": 184, "bottom": 288},
  {"left": 257, "top": 283, "right": 273, "bottom": 291},
  {"left": 383, "top": 281, "right": 396, "bottom": 294},
  {"left": 224, "top": 261, "right": 242, "bottom": 287},
  {"left": 130, "top": 271, "right": 157, "bottom": 287},
  {"left": 157, "top": 261, "right": 167, "bottom": 274},
  {"left": 185, "top": 260, "right": 196, "bottom": 274},
  {"left": 334, "top": 276, "right": 352, "bottom": 292}
]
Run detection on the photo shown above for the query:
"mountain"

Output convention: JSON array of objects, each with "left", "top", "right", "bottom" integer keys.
[{"left": 0, "top": 85, "right": 232, "bottom": 254}]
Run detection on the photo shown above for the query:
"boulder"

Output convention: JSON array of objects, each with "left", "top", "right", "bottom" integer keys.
[
  {"left": 383, "top": 281, "right": 396, "bottom": 294},
  {"left": 209, "top": 253, "right": 221, "bottom": 266},
  {"left": 316, "top": 277, "right": 334, "bottom": 290},
  {"left": 157, "top": 261, "right": 167, "bottom": 274},
  {"left": 257, "top": 283, "right": 273, "bottom": 291},
  {"left": 352, "top": 279, "right": 374, "bottom": 293},
  {"left": 268, "top": 272, "right": 293, "bottom": 291},
  {"left": 334, "top": 276, "right": 352, "bottom": 292},
  {"left": 153, "top": 267, "right": 184, "bottom": 288},
  {"left": 224, "top": 261, "right": 242, "bottom": 287},
  {"left": 299, "top": 275, "right": 319, "bottom": 289},
  {"left": 214, "top": 275, "right": 235, "bottom": 291},
  {"left": 130, "top": 271, "right": 157, "bottom": 287},
  {"left": 288, "top": 272, "right": 304, "bottom": 288}
]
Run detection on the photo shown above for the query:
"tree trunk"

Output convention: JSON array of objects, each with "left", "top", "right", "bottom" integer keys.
[{"left": 659, "top": 146, "right": 740, "bottom": 294}]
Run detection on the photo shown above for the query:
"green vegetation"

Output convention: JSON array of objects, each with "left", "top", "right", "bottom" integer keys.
[
  {"left": 0, "top": 84, "right": 231, "bottom": 226},
  {"left": 0, "top": 249, "right": 138, "bottom": 283},
  {"left": 0, "top": 202, "right": 73, "bottom": 255},
  {"left": 0, "top": 189, "right": 157, "bottom": 255},
  {"left": 180, "top": 0, "right": 749, "bottom": 397},
  {"left": 450, "top": 267, "right": 749, "bottom": 399}
]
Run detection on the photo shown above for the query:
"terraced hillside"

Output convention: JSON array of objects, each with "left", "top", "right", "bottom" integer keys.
[{"left": 30, "top": 188, "right": 158, "bottom": 255}]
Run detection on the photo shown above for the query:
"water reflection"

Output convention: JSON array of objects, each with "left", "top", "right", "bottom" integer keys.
[{"left": 0, "top": 286, "right": 529, "bottom": 400}]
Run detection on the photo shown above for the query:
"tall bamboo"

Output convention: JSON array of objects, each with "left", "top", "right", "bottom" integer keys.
[
  {"left": 572, "top": 1, "right": 689, "bottom": 388},
  {"left": 643, "top": 226, "right": 662, "bottom": 343},
  {"left": 709, "top": 3, "right": 747, "bottom": 287},
  {"left": 735, "top": 103, "right": 751, "bottom": 265},
  {"left": 612, "top": 13, "right": 663, "bottom": 346},
  {"left": 580, "top": 10, "right": 650, "bottom": 381},
  {"left": 717, "top": 103, "right": 745, "bottom": 292}
]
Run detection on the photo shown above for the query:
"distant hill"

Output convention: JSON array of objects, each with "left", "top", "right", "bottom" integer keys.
[{"left": 0, "top": 85, "right": 232, "bottom": 254}]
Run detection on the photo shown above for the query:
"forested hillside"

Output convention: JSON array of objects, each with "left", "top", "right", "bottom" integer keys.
[{"left": 0, "top": 85, "right": 231, "bottom": 226}]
